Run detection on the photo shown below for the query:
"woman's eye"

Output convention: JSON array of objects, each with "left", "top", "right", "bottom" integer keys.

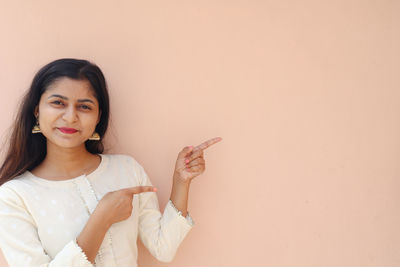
[
  {"left": 80, "top": 105, "right": 91, "bottom": 110},
  {"left": 52, "top": 100, "right": 63, "bottom": 105},
  {"left": 51, "top": 101, "right": 91, "bottom": 110}
]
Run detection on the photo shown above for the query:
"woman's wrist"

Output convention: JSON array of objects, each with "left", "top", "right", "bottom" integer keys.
[
  {"left": 92, "top": 206, "right": 112, "bottom": 230},
  {"left": 170, "top": 173, "right": 191, "bottom": 217},
  {"left": 173, "top": 171, "right": 192, "bottom": 187},
  {"left": 76, "top": 209, "right": 110, "bottom": 263}
]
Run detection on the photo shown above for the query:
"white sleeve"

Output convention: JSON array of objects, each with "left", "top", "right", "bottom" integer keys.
[
  {"left": 0, "top": 186, "right": 93, "bottom": 267},
  {"left": 134, "top": 160, "right": 194, "bottom": 263}
]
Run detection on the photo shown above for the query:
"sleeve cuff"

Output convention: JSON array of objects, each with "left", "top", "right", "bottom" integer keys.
[
  {"left": 59, "top": 239, "right": 93, "bottom": 266},
  {"left": 168, "top": 200, "right": 195, "bottom": 227}
]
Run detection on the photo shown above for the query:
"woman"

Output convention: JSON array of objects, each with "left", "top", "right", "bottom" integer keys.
[{"left": 0, "top": 58, "right": 222, "bottom": 266}]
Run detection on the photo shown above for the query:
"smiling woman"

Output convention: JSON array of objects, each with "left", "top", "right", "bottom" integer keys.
[
  {"left": 34, "top": 78, "right": 101, "bottom": 154},
  {"left": 0, "top": 58, "right": 222, "bottom": 266}
]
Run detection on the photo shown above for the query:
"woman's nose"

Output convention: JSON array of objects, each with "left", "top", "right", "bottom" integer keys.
[{"left": 62, "top": 106, "right": 78, "bottom": 122}]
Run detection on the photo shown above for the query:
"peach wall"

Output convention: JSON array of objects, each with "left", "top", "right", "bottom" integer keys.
[{"left": 1, "top": 1, "right": 400, "bottom": 266}]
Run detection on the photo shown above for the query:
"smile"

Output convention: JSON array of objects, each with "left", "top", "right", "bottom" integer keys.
[{"left": 58, "top": 127, "right": 78, "bottom": 134}]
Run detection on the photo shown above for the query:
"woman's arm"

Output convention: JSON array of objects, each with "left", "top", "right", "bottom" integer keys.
[
  {"left": 77, "top": 185, "right": 156, "bottom": 263},
  {"left": 76, "top": 209, "right": 109, "bottom": 264},
  {"left": 136, "top": 138, "right": 221, "bottom": 262},
  {"left": 169, "top": 177, "right": 190, "bottom": 217},
  {"left": 0, "top": 185, "right": 155, "bottom": 266},
  {"left": 0, "top": 186, "right": 93, "bottom": 266},
  {"left": 169, "top": 137, "right": 222, "bottom": 216}
]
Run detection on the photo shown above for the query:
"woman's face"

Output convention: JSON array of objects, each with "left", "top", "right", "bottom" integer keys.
[{"left": 35, "top": 77, "right": 101, "bottom": 149}]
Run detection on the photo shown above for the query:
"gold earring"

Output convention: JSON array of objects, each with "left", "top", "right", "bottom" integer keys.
[
  {"left": 32, "top": 118, "right": 41, "bottom": 134},
  {"left": 88, "top": 132, "right": 100, "bottom": 141}
]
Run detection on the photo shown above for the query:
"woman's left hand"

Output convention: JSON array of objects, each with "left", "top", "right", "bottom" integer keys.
[{"left": 173, "top": 137, "right": 222, "bottom": 184}]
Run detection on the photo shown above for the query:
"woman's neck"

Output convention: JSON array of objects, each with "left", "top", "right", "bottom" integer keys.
[{"left": 32, "top": 142, "right": 100, "bottom": 180}]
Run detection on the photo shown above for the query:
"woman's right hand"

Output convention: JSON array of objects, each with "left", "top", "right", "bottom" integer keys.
[{"left": 94, "top": 186, "right": 157, "bottom": 227}]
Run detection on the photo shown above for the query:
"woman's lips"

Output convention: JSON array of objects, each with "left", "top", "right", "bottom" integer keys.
[{"left": 58, "top": 127, "right": 78, "bottom": 134}]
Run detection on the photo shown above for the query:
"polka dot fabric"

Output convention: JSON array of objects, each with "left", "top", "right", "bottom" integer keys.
[{"left": 0, "top": 154, "right": 193, "bottom": 266}]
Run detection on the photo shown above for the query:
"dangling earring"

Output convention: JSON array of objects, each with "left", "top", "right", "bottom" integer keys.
[
  {"left": 88, "top": 132, "right": 100, "bottom": 141},
  {"left": 32, "top": 117, "right": 41, "bottom": 134}
]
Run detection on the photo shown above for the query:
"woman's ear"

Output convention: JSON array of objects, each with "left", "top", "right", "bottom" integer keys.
[
  {"left": 97, "top": 110, "right": 102, "bottom": 124},
  {"left": 34, "top": 105, "right": 39, "bottom": 118}
]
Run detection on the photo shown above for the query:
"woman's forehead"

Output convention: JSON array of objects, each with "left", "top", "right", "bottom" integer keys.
[{"left": 43, "top": 77, "right": 97, "bottom": 100}]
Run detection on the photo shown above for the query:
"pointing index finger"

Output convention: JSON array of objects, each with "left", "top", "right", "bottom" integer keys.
[
  {"left": 123, "top": 186, "right": 157, "bottom": 195},
  {"left": 194, "top": 137, "right": 222, "bottom": 151}
]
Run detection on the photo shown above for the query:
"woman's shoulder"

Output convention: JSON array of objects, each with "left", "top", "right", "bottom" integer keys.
[
  {"left": 103, "top": 153, "right": 139, "bottom": 163},
  {"left": 101, "top": 153, "right": 148, "bottom": 184},
  {"left": 102, "top": 153, "right": 144, "bottom": 171},
  {"left": 0, "top": 172, "right": 32, "bottom": 202},
  {"left": 0, "top": 171, "right": 33, "bottom": 190}
]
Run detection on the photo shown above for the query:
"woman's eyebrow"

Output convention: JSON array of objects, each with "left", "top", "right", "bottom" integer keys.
[{"left": 47, "top": 94, "right": 95, "bottom": 104}]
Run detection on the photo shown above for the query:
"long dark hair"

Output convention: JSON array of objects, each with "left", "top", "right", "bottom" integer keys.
[{"left": 0, "top": 58, "right": 110, "bottom": 185}]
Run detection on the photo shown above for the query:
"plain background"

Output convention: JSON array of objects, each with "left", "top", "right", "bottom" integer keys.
[{"left": 1, "top": 0, "right": 400, "bottom": 266}]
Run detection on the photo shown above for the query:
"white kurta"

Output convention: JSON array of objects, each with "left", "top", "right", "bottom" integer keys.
[{"left": 0, "top": 154, "right": 194, "bottom": 267}]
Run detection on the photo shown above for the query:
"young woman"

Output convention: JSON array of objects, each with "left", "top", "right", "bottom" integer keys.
[{"left": 0, "top": 58, "right": 222, "bottom": 266}]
